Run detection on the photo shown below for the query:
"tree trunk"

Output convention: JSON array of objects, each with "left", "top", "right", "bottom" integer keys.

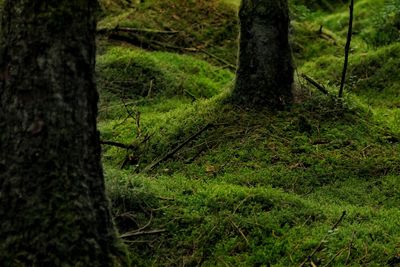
[
  {"left": 0, "top": 1, "right": 123, "bottom": 266},
  {"left": 231, "top": 0, "right": 294, "bottom": 109}
]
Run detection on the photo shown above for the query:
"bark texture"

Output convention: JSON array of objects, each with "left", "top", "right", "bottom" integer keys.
[
  {"left": 0, "top": 1, "right": 122, "bottom": 266},
  {"left": 232, "top": 0, "right": 294, "bottom": 109}
]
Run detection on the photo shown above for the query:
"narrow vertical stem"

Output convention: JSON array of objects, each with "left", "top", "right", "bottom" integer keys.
[{"left": 339, "top": 0, "right": 354, "bottom": 98}]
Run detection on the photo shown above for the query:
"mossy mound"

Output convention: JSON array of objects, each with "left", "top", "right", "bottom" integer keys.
[
  {"left": 96, "top": 45, "right": 234, "bottom": 99},
  {"left": 317, "top": 0, "right": 399, "bottom": 46},
  {"left": 102, "top": 95, "right": 400, "bottom": 266},
  {"left": 99, "top": 0, "right": 137, "bottom": 13},
  {"left": 98, "top": 0, "right": 239, "bottom": 66},
  {"left": 291, "top": 0, "right": 346, "bottom": 11},
  {"left": 350, "top": 44, "right": 400, "bottom": 94},
  {"left": 291, "top": 21, "right": 343, "bottom": 64},
  {"left": 97, "top": 0, "right": 400, "bottom": 266},
  {"left": 301, "top": 43, "right": 400, "bottom": 106},
  {"left": 108, "top": 175, "right": 325, "bottom": 266}
]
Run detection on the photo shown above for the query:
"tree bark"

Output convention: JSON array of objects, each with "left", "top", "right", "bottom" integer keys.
[
  {"left": 231, "top": 0, "right": 294, "bottom": 109},
  {"left": 0, "top": 1, "right": 123, "bottom": 266}
]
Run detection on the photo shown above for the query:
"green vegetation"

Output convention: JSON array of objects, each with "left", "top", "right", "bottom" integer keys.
[
  {"left": 97, "top": 45, "right": 233, "bottom": 99},
  {"left": 291, "top": 0, "right": 346, "bottom": 11},
  {"left": 98, "top": 0, "right": 238, "bottom": 66},
  {"left": 97, "top": 0, "right": 400, "bottom": 265}
]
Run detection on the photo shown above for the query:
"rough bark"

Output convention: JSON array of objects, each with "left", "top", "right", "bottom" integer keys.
[
  {"left": 0, "top": 1, "right": 123, "bottom": 266},
  {"left": 232, "top": 0, "right": 294, "bottom": 109}
]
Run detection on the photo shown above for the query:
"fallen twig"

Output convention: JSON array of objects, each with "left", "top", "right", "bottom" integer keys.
[
  {"left": 184, "top": 89, "right": 197, "bottom": 102},
  {"left": 100, "top": 28, "right": 236, "bottom": 70},
  {"left": 119, "top": 212, "right": 153, "bottom": 239},
  {"left": 97, "top": 27, "right": 179, "bottom": 35},
  {"left": 331, "top": 211, "right": 347, "bottom": 230},
  {"left": 301, "top": 74, "right": 329, "bottom": 95},
  {"left": 229, "top": 218, "right": 249, "bottom": 246},
  {"left": 142, "top": 123, "right": 214, "bottom": 173},
  {"left": 345, "top": 231, "right": 356, "bottom": 265},
  {"left": 198, "top": 48, "right": 236, "bottom": 71},
  {"left": 323, "top": 247, "right": 347, "bottom": 267},
  {"left": 357, "top": 241, "right": 369, "bottom": 264},
  {"left": 120, "top": 229, "right": 166, "bottom": 238},
  {"left": 317, "top": 26, "right": 338, "bottom": 44},
  {"left": 299, "top": 211, "right": 347, "bottom": 267},
  {"left": 106, "top": 33, "right": 160, "bottom": 50}
]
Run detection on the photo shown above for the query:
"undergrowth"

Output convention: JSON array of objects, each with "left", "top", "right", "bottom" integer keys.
[
  {"left": 97, "top": 44, "right": 233, "bottom": 100},
  {"left": 103, "top": 95, "right": 400, "bottom": 266},
  {"left": 98, "top": 0, "right": 238, "bottom": 66},
  {"left": 97, "top": 0, "right": 400, "bottom": 266}
]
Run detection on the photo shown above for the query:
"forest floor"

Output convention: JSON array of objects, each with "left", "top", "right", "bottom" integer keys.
[{"left": 97, "top": 0, "right": 400, "bottom": 266}]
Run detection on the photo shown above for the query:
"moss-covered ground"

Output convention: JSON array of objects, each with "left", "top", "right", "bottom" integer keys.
[{"left": 97, "top": 0, "right": 400, "bottom": 265}]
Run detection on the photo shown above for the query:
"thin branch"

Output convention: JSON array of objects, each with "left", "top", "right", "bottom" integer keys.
[
  {"left": 301, "top": 74, "right": 329, "bottom": 95},
  {"left": 317, "top": 25, "right": 338, "bottom": 44},
  {"left": 229, "top": 218, "right": 249, "bottom": 246},
  {"left": 184, "top": 89, "right": 197, "bottom": 102},
  {"left": 345, "top": 231, "right": 356, "bottom": 264},
  {"left": 119, "top": 212, "right": 153, "bottom": 239},
  {"left": 331, "top": 211, "right": 347, "bottom": 231},
  {"left": 299, "top": 211, "right": 347, "bottom": 267},
  {"left": 97, "top": 27, "right": 179, "bottom": 35},
  {"left": 101, "top": 29, "right": 236, "bottom": 71},
  {"left": 142, "top": 123, "right": 214, "bottom": 172},
  {"left": 323, "top": 247, "right": 347, "bottom": 267},
  {"left": 198, "top": 49, "right": 236, "bottom": 71},
  {"left": 339, "top": 0, "right": 355, "bottom": 97},
  {"left": 120, "top": 229, "right": 166, "bottom": 238}
]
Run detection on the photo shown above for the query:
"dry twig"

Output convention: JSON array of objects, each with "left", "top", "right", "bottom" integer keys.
[
  {"left": 345, "top": 231, "right": 356, "bottom": 264},
  {"left": 142, "top": 123, "right": 214, "bottom": 172},
  {"left": 301, "top": 74, "right": 329, "bottom": 95},
  {"left": 229, "top": 218, "right": 249, "bottom": 246},
  {"left": 299, "top": 211, "right": 347, "bottom": 267}
]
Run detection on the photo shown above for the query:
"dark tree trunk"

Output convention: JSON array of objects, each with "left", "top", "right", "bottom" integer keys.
[
  {"left": 0, "top": 1, "right": 123, "bottom": 266},
  {"left": 231, "top": 0, "right": 294, "bottom": 109}
]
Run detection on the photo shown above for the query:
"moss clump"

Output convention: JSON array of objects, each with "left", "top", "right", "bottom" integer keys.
[
  {"left": 359, "top": 0, "right": 400, "bottom": 46},
  {"left": 97, "top": 0, "right": 400, "bottom": 265},
  {"left": 291, "top": 0, "right": 346, "bottom": 11},
  {"left": 98, "top": 0, "right": 239, "bottom": 66},
  {"left": 97, "top": 45, "right": 234, "bottom": 99},
  {"left": 102, "top": 94, "right": 400, "bottom": 266},
  {"left": 316, "top": 0, "right": 388, "bottom": 45},
  {"left": 349, "top": 44, "right": 400, "bottom": 94},
  {"left": 291, "top": 21, "right": 343, "bottom": 64}
]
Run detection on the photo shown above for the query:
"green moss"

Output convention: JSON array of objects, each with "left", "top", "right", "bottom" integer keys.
[
  {"left": 97, "top": 45, "right": 233, "bottom": 100},
  {"left": 291, "top": 0, "right": 346, "bottom": 11},
  {"left": 301, "top": 42, "right": 400, "bottom": 131},
  {"left": 102, "top": 95, "right": 400, "bottom": 266},
  {"left": 98, "top": 0, "right": 239, "bottom": 66},
  {"left": 291, "top": 21, "right": 344, "bottom": 64},
  {"left": 97, "top": 0, "right": 400, "bottom": 265},
  {"left": 315, "top": 0, "right": 400, "bottom": 47},
  {"left": 350, "top": 44, "right": 400, "bottom": 93}
]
